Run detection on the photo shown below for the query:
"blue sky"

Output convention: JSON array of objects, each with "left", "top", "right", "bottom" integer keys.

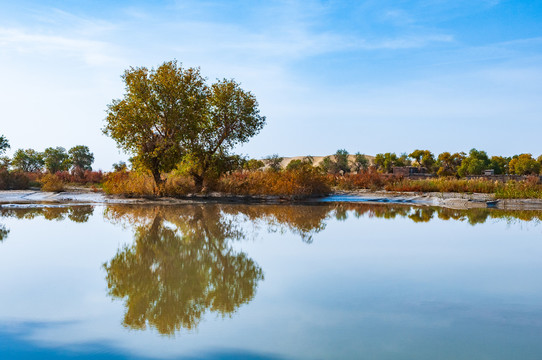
[{"left": 0, "top": 0, "right": 541, "bottom": 169}]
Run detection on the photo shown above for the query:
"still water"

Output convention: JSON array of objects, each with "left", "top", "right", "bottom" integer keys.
[{"left": 0, "top": 203, "right": 541, "bottom": 359}]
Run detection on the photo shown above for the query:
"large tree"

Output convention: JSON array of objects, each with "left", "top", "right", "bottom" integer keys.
[
  {"left": 457, "top": 148, "right": 490, "bottom": 177},
  {"left": 104, "top": 61, "right": 265, "bottom": 192},
  {"left": 43, "top": 147, "right": 71, "bottom": 173},
  {"left": 11, "top": 149, "right": 44, "bottom": 172},
  {"left": 69, "top": 145, "right": 94, "bottom": 172},
  {"left": 182, "top": 79, "right": 266, "bottom": 190}
]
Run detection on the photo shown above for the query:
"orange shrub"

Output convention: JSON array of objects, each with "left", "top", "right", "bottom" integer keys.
[
  {"left": 39, "top": 174, "right": 65, "bottom": 192},
  {"left": 218, "top": 168, "right": 330, "bottom": 197},
  {"left": 102, "top": 171, "right": 155, "bottom": 196}
]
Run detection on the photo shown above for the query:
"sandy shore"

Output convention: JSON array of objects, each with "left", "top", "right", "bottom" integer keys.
[{"left": 0, "top": 189, "right": 541, "bottom": 210}]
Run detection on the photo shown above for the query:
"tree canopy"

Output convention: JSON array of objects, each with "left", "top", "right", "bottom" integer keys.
[
  {"left": 0, "top": 135, "right": 9, "bottom": 156},
  {"left": 104, "top": 60, "right": 265, "bottom": 192},
  {"left": 43, "top": 147, "right": 71, "bottom": 173},
  {"left": 12, "top": 149, "right": 44, "bottom": 172},
  {"left": 69, "top": 145, "right": 94, "bottom": 171}
]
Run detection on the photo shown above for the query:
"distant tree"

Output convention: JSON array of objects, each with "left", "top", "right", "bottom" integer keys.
[
  {"left": 0, "top": 157, "right": 10, "bottom": 170},
  {"left": 243, "top": 159, "right": 265, "bottom": 171},
  {"left": 374, "top": 153, "right": 400, "bottom": 173},
  {"left": 436, "top": 152, "right": 465, "bottom": 176},
  {"left": 112, "top": 161, "right": 128, "bottom": 172},
  {"left": 509, "top": 154, "right": 541, "bottom": 175},
  {"left": 396, "top": 153, "right": 412, "bottom": 167},
  {"left": 69, "top": 145, "right": 94, "bottom": 171},
  {"left": 286, "top": 156, "right": 314, "bottom": 171},
  {"left": 409, "top": 149, "right": 435, "bottom": 171},
  {"left": 0, "top": 135, "right": 9, "bottom": 156},
  {"left": 489, "top": 156, "right": 510, "bottom": 175},
  {"left": 333, "top": 149, "right": 350, "bottom": 173},
  {"left": 319, "top": 156, "right": 333, "bottom": 174},
  {"left": 11, "top": 149, "right": 44, "bottom": 172},
  {"left": 457, "top": 149, "right": 490, "bottom": 177},
  {"left": 264, "top": 154, "right": 283, "bottom": 171},
  {"left": 320, "top": 150, "right": 351, "bottom": 174},
  {"left": 352, "top": 152, "right": 369, "bottom": 172},
  {"left": 43, "top": 147, "right": 71, "bottom": 173}
]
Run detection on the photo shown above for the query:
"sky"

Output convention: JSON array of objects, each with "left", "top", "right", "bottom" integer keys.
[{"left": 0, "top": 0, "right": 541, "bottom": 170}]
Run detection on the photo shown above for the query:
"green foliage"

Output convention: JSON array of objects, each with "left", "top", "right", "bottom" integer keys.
[
  {"left": 112, "top": 161, "right": 127, "bottom": 172},
  {"left": 0, "top": 135, "right": 9, "bottom": 156},
  {"left": 333, "top": 149, "right": 350, "bottom": 173},
  {"left": 457, "top": 148, "right": 490, "bottom": 177},
  {"left": 509, "top": 154, "right": 541, "bottom": 175},
  {"left": 396, "top": 153, "right": 412, "bottom": 167},
  {"left": 352, "top": 152, "right": 369, "bottom": 172},
  {"left": 104, "top": 60, "right": 208, "bottom": 188},
  {"left": 104, "top": 61, "right": 265, "bottom": 192},
  {"left": 374, "top": 152, "right": 401, "bottom": 173},
  {"left": 436, "top": 152, "right": 465, "bottom": 176},
  {"left": 103, "top": 206, "right": 264, "bottom": 334},
  {"left": 0, "top": 156, "right": 10, "bottom": 170},
  {"left": 409, "top": 149, "right": 435, "bottom": 171},
  {"left": 320, "top": 149, "right": 351, "bottom": 174},
  {"left": 12, "top": 149, "right": 44, "bottom": 172},
  {"left": 69, "top": 145, "right": 94, "bottom": 171},
  {"left": 43, "top": 147, "right": 71, "bottom": 173},
  {"left": 264, "top": 154, "right": 283, "bottom": 172},
  {"left": 286, "top": 156, "right": 314, "bottom": 171},
  {"left": 243, "top": 159, "right": 265, "bottom": 171},
  {"left": 489, "top": 156, "right": 510, "bottom": 175},
  {"left": 186, "top": 79, "right": 265, "bottom": 190}
]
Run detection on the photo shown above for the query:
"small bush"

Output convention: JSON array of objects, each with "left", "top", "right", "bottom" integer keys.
[{"left": 40, "top": 174, "right": 65, "bottom": 192}]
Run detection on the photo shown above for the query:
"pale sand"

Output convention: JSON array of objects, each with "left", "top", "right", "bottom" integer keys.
[{"left": 1, "top": 189, "right": 542, "bottom": 210}]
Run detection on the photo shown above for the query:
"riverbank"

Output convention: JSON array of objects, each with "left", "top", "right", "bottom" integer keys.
[{"left": 1, "top": 188, "right": 542, "bottom": 210}]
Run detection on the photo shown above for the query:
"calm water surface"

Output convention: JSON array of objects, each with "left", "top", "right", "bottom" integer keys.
[{"left": 0, "top": 203, "right": 541, "bottom": 359}]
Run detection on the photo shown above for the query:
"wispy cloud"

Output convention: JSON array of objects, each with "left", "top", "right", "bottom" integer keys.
[{"left": 0, "top": 27, "right": 121, "bottom": 66}]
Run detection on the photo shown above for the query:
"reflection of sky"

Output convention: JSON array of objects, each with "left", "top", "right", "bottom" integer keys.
[{"left": 1, "top": 206, "right": 542, "bottom": 359}]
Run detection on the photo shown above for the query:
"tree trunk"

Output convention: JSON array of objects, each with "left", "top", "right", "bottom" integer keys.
[
  {"left": 193, "top": 174, "right": 204, "bottom": 193},
  {"left": 151, "top": 169, "right": 165, "bottom": 196}
]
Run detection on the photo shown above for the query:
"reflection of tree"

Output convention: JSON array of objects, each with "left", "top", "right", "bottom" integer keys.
[
  {"left": 0, "top": 224, "right": 8, "bottom": 242},
  {"left": 103, "top": 205, "right": 264, "bottom": 335},
  {"left": 225, "top": 204, "right": 330, "bottom": 243},
  {"left": 0, "top": 205, "right": 94, "bottom": 242}
]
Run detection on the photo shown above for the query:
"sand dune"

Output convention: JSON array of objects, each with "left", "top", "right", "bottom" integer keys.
[{"left": 276, "top": 154, "right": 375, "bottom": 169}]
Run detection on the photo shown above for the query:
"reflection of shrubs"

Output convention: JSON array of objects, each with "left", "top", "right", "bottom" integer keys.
[{"left": 40, "top": 174, "right": 65, "bottom": 192}]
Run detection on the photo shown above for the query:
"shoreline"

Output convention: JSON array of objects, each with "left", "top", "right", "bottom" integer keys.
[{"left": 0, "top": 189, "right": 541, "bottom": 210}]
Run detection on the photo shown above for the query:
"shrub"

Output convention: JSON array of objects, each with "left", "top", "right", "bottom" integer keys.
[
  {"left": 218, "top": 168, "right": 330, "bottom": 197},
  {"left": 102, "top": 171, "right": 155, "bottom": 196},
  {"left": 0, "top": 170, "right": 31, "bottom": 190},
  {"left": 40, "top": 174, "right": 65, "bottom": 192}
]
